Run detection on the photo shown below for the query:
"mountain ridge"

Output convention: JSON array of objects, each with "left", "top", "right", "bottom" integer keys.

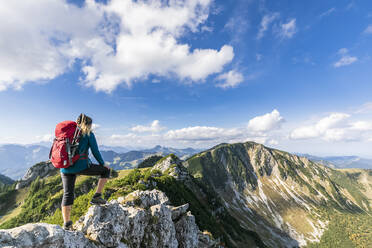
[
  {"left": 185, "top": 141, "right": 371, "bottom": 247},
  {"left": 0, "top": 141, "right": 371, "bottom": 247}
]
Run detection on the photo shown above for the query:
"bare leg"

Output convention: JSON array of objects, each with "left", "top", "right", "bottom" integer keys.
[
  {"left": 62, "top": 205, "right": 72, "bottom": 223},
  {"left": 96, "top": 178, "right": 107, "bottom": 194}
]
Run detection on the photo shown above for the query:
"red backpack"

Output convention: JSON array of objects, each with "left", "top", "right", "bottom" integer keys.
[{"left": 49, "top": 121, "right": 85, "bottom": 169}]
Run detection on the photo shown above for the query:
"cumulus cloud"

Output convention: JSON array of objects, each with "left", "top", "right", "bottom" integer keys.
[
  {"left": 290, "top": 113, "right": 349, "bottom": 140},
  {"left": 279, "top": 19, "right": 297, "bottom": 39},
  {"left": 0, "top": 0, "right": 103, "bottom": 91},
  {"left": 257, "top": 13, "right": 279, "bottom": 39},
  {"left": 164, "top": 126, "right": 241, "bottom": 141},
  {"left": 290, "top": 113, "right": 372, "bottom": 142},
  {"left": 100, "top": 109, "right": 287, "bottom": 148},
  {"left": 0, "top": 0, "right": 234, "bottom": 92},
  {"left": 334, "top": 56, "right": 358, "bottom": 67},
  {"left": 349, "top": 121, "right": 372, "bottom": 131},
  {"left": 247, "top": 109, "right": 285, "bottom": 132},
  {"left": 333, "top": 48, "right": 358, "bottom": 67},
  {"left": 131, "top": 120, "right": 166, "bottom": 133},
  {"left": 216, "top": 70, "right": 244, "bottom": 88}
]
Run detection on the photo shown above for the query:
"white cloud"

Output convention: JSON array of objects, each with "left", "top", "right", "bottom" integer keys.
[
  {"left": 92, "top": 123, "right": 100, "bottom": 131},
  {"left": 257, "top": 13, "right": 279, "bottom": 39},
  {"left": 279, "top": 19, "right": 297, "bottom": 39},
  {"left": 289, "top": 113, "right": 372, "bottom": 142},
  {"left": 349, "top": 121, "right": 372, "bottom": 131},
  {"left": 334, "top": 56, "right": 358, "bottom": 67},
  {"left": 164, "top": 126, "right": 241, "bottom": 141},
  {"left": 216, "top": 70, "right": 244, "bottom": 88},
  {"left": 290, "top": 113, "right": 349, "bottom": 140},
  {"left": 35, "top": 134, "right": 53, "bottom": 143},
  {"left": 102, "top": 110, "right": 288, "bottom": 148},
  {"left": 333, "top": 48, "right": 358, "bottom": 67},
  {"left": 364, "top": 24, "right": 372, "bottom": 34},
  {"left": 0, "top": 0, "right": 103, "bottom": 91},
  {"left": 0, "top": 0, "right": 234, "bottom": 92},
  {"left": 355, "top": 102, "right": 372, "bottom": 114},
  {"left": 319, "top": 8, "right": 336, "bottom": 19},
  {"left": 131, "top": 120, "right": 166, "bottom": 133},
  {"left": 247, "top": 109, "right": 285, "bottom": 132}
]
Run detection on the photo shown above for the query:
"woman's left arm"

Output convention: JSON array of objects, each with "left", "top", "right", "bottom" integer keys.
[{"left": 89, "top": 132, "right": 105, "bottom": 166}]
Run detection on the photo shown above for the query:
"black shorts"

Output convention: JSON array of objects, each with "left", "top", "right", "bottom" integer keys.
[{"left": 61, "top": 164, "right": 110, "bottom": 206}]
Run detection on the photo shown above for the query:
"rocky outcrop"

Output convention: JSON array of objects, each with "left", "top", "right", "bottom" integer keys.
[
  {"left": 153, "top": 154, "right": 189, "bottom": 180},
  {"left": 75, "top": 189, "right": 218, "bottom": 248},
  {"left": 0, "top": 189, "right": 219, "bottom": 248},
  {"left": 15, "top": 161, "right": 57, "bottom": 189},
  {"left": 0, "top": 223, "right": 98, "bottom": 248}
]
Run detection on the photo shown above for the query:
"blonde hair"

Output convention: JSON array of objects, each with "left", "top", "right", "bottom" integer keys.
[{"left": 77, "top": 113, "right": 92, "bottom": 135}]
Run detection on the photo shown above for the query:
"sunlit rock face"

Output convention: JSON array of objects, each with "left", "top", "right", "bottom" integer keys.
[{"left": 0, "top": 189, "right": 219, "bottom": 248}]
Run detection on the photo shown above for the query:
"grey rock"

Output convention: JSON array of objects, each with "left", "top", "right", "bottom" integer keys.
[
  {"left": 0, "top": 223, "right": 97, "bottom": 248},
  {"left": 171, "top": 203, "right": 189, "bottom": 221},
  {"left": 15, "top": 161, "right": 57, "bottom": 189},
  {"left": 142, "top": 204, "right": 178, "bottom": 248},
  {"left": 153, "top": 155, "right": 189, "bottom": 181},
  {"left": 175, "top": 211, "right": 198, "bottom": 248},
  {"left": 0, "top": 189, "right": 219, "bottom": 248},
  {"left": 198, "top": 231, "right": 221, "bottom": 248},
  {"left": 119, "top": 189, "right": 170, "bottom": 208}
]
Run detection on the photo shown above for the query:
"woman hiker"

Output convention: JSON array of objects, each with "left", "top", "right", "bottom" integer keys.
[{"left": 60, "top": 113, "right": 110, "bottom": 230}]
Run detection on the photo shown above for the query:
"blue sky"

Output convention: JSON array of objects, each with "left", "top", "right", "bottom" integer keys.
[{"left": 0, "top": 0, "right": 372, "bottom": 157}]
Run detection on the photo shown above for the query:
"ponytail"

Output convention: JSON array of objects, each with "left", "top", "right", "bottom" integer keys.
[{"left": 77, "top": 113, "right": 93, "bottom": 135}]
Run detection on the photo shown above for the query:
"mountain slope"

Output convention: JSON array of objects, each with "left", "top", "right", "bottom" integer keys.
[
  {"left": 185, "top": 142, "right": 371, "bottom": 247},
  {"left": 0, "top": 173, "right": 14, "bottom": 186}
]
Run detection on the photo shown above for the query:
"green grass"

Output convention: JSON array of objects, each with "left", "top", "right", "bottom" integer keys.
[
  {"left": 330, "top": 170, "right": 371, "bottom": 212},
  {"left": 306, "top": 212, "right": 372, "bottom": 248}
]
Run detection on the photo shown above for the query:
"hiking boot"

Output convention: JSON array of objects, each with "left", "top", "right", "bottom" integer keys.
[
  {"left": 90, "top": 196, "right": 107, "bottom": 205},
  {"left": 63, "top": 220, "right": 73, "bottom": 230}
]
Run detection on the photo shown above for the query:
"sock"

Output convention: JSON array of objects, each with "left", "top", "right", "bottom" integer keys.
[{"left": 93, "top": 193, "right": 102, "bottom": 198}]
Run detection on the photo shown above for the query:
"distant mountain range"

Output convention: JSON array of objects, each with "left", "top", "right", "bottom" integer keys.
[
  {"left": 96, "top": 145, "right": 202, "bottom": 170},
  {"left": 0, "top": 144, "right": 201, "bottom": 179},
  {"left": 0, "top": 144, "right": 50, "bottom": 180},
  {"left": 298, "top": 154, "right": 372, "bottom": 169}
]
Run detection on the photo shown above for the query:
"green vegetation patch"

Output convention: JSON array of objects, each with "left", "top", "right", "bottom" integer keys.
[
  {"left": 138, "top": 155, "right": 163, "bottom": 169},
  {"left": 306, "top": 212, "right": 372, "bottom": 248},
  {"left": 330, "top": 170, "right": 370, "bottom": 212},
  {"left": 0, "top": 174, "right": 98, "bottom": 229}
]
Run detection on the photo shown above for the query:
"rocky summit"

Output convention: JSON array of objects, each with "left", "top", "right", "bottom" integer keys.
[{"left": 0, "top": 189, "right": 219, "bottom": 248}]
